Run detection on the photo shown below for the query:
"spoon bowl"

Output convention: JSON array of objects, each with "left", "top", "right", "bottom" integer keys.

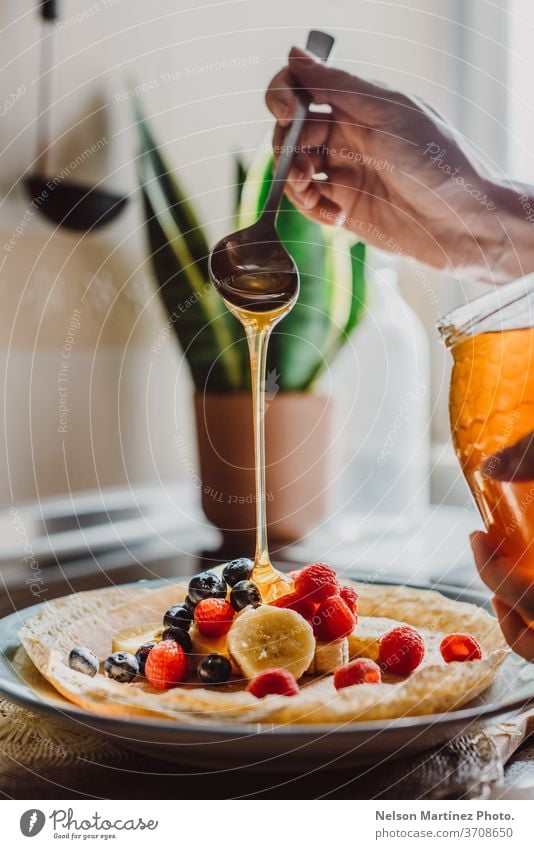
[{"left": 209, "top": 220, "right": 300, "bottom": 312}]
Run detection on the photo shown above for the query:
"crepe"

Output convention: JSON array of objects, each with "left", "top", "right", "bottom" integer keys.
[{"left": 19, "top": 580, "right": 508, "bottom": 726}]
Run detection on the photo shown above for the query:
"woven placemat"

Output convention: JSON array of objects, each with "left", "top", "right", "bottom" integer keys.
[{"left": 1, "top": 697, "right": 532, "bottom": 799}]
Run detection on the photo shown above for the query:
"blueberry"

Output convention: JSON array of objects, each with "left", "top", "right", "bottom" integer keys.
[
  {"left": 222, "top": 558, "right": 254, "bottom": 587},
  {"left": 68, "top": 646, "right": 99, "bottom": 678},
  {"left": 162, "top": 627, "right": 193, "bottom": 654},
  {"left": 184, "top": 595, "right": 196, "bottom": 612},
  {"left": 230, "top": 580, "right": 261, "bottom": 611},
  {"left": 164, "top": 603, "right": 193, "bottom": 632},
  {"left": 135, "top": 641, "right": 156, "bottom": 676},
  {"left": 188, "top": 571, "right": 227, "bottom": 604},
  {"left": 198, "top": 653, "right": 232, "bottom": 684},
  {"left": 104, "top": 651, "right": 139, "bottom": 683}
]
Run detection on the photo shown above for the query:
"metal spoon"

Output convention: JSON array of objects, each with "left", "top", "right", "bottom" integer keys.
[
  {"left": 208, "top": 30, "right": 335, "bottom": 309},
  {"left": 25, "top": 0, "right": 128, "bottom": 232}
]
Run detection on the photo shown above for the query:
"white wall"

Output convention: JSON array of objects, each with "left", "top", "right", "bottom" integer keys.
[{"left": 0, "top": 0, "right": 509, "bottom": 506}]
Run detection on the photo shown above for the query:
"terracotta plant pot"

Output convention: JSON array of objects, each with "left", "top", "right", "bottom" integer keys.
[{"left": 194, "top": 393, "right": 332, "bottom": 546}]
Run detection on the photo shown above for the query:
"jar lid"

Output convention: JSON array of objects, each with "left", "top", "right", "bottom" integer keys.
[{"left": 437, "top": 274, "right": 534, "bottom": 347}]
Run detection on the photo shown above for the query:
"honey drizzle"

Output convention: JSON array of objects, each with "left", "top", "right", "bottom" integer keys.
[{"left": 224, "top": 300, "right": 293, "bottom": 602}]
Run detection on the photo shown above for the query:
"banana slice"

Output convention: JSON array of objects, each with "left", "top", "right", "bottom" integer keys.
[
  {"left": 347, "top": 616, "right": 403, "bottom": 661},
  {"left": 227, "top": 604, "right": 315, "bottom": 680},
  {"left": 307, "top": 638, "right": 348, "bottom": 675},
  {"left": 112, "top": 622, "right": 163, "bottom": 654},
  {"left": 189, "top": 626, "right": 239, "bottom": 673}
]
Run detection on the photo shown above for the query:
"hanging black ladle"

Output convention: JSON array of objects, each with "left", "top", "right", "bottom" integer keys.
[{"left": 24, "top": 0, "right": 128, "bottom": 231}]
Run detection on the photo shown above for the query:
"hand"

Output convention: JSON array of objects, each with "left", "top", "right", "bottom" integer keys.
[
  {"left": 484, "top": 431, "right": 534, "bottom": 481},
  {"left": 266, "top": 48, "right": 526, "bottom": 283},
  {"left": 471, "top": 531, "right": 534, "bottom": 662}
]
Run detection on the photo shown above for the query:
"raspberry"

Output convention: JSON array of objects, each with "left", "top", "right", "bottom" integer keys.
[
  {"left": 247, "top": 668, "right": 299, "bottom": 698},
  {"left": 440, "top": 633, "right": 482, "bottom": 663},
  {"left": 334, "top": 659, "right": 382, "bottom": 690},
  {"left": 312, "top": 595, "right": 356, "bottom": 641},
  {"left": 378, "top": 626, "right": 425, "bottom": 675},
  {"left": 270, "top": 592, "right": 317, "bottom": 621},
  {"left": 288, "top": 569, "right": 302, "bottom": 582},
  {"left": 194, "top": 598, "right": 235, "bottom": 638},
  {"left": 295, "top": 562, "right": 339, "bottom": 603},
  {"left": 340, "top": 585, "right": 359, "bottom": 615},
  {"left": 145, "top": 641, "right": 188, "bottom": 689}
]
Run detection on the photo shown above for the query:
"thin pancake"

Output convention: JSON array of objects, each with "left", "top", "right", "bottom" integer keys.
[{"left": 19, "top": 581, "right": 508, "bottom": 726}]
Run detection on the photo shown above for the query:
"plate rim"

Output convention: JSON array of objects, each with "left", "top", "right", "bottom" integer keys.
[{"left": 0, "top": 577, "right": 533, "bottom": 739}]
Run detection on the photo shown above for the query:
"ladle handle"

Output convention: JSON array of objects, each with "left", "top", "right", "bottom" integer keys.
[
  {"left": 263, "top": 30, "right": 335, "bottom": 218},
  {"left": 41, "top": 0, "right": 58, "bottom": 20}
]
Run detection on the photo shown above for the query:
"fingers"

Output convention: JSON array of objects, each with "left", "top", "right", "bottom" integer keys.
[
  {"left": 266, "top": 66, "right": 297, "bottom": 127},
  {"left": 471, "top": 530, "right": 534, "bottom": 624},
  {"left": 484, "top": 430, "right": 534, "bottom": 481},
  {"left": 492, "top": 597, "right": 534, "bottom": 662},
  {"left": 287, "top": 46, "right": 394, "bottom": 112}
]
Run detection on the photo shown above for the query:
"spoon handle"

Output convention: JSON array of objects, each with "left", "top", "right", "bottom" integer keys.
[{"left": 263, "top": 30, "right": 336, "bottom": 216}]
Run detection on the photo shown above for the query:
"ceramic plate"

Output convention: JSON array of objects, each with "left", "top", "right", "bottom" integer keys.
[{"left": 0, "top": 578, "right": 533, "bottom": 771}]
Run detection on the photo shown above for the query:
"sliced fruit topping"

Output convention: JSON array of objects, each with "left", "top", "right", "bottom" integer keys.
[
  {"left": 198, "top": 653, "right": 232, "bottom": 684},
  {"left": 378, "top": 626, "right": 425, "bottom": 675},
  {"left": 164, "top": 603, "right": 193, "bottom": 632},
  {"left": 188, "top": 571, "right": 227, "bottom": 604},
  {"left": 308, "top": 638, "right": 348, "bottom": 674},
  {"left": 194, "top": 598, "right": 235, "bottom": 638},
  {"left": 294, "top": 562, "right": 339, "bottom": 603},
  {"left": 247, "top": 668, "right": 299, "bottom": 698},
  {"left": 334, "top": 658, "right": 382, "bottom": 690},
  {"left": 230, "top": 579, "right": 261, "bottom": 612},
  {"left": 227, "top": 604, "right": 315, "bottom": 679},
  {"left": 440, "top": 633, "right": 482, "bottom": 663},
  {"left": 162, "top": 626, "right": 193, "bottom": 653},
  {"left": 347, "top": 616, "right": 401, "bottom": 660},
  {"left": 340, "top": 585, "right": 359, "bottom": 615},
  {"left": 270, "top": 591, "right": 316, "bottom": 622},
  {"left": 135, "top": 641, "right": 156, "bottom": 676},
  {"left": 145, "top": 640, "right": 188, "bottom": 689},
  {"left": 68, "top": 646, "right": 99, "bottom": 678},
  {"left": 222, "top": 557, "right": 254, "bottom": 587},
  {"left": 112, "top": 622, "right": 163, "bottom": 654},
  {"left": 104, "top": 651, "right": 139, "bottom": 683},
  {"left": 312, "top": 595, "right": 356, "bottom": 641}
]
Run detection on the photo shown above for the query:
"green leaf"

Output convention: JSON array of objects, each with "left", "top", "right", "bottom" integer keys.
[
  {"left": 138, "top": 139, "right": 246, "bottom": 392},
  {"left": 233, "top": 153, "right": 248, "bottom": 215},
  {"left": 134, "top": 101, "right": 210, "bottom": 277},
  {"left": 238, "top": 141, "right": 366, "bottom": 390}
]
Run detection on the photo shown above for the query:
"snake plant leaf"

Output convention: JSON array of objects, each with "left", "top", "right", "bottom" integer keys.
[
  {"left": 233, "top": 153, "right": 248, "bottom": 213},
  {"left": 135, "top": 101, "right": 209, "bottom": 274},
  {"left": 138, "top": 140, "right": 245, "bottom": 392}
]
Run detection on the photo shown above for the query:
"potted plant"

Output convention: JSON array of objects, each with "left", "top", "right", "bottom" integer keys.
[{"left": 136, "top": 111, "right": 366, "bottom": 547}]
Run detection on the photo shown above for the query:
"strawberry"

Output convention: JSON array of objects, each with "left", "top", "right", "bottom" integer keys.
[
  {"left": 144, "top": 640, "right": 188, "bottom": 690},
  {"left": 270, "top": 592, "right": 317, "bottom": 621},
  {"left": 312, "top": 595, "right": 356, "bottom": 641},
  {"left": 334, "top": 659, "right": 381, "bottom": 690},
  {"left": 340, "top": 585, "right": 359, "bottom": 615},
  {"left": 294, "top": 562, "right": 339, "bottom": 604},
  {"left": 194, "top": 598, "right": 235, "bottom": 638},
  {"left": 440, "top": 633, "right": 482, "bottom": 663},
  {"left": 247, "top": 668, "right": 299, "bottom": 698},
  {"left": 378, "top": 626, "right": 425, "bottom": 675}
]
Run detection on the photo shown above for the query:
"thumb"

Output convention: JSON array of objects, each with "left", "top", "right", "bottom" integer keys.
[{"left": 288, "top": 46, "right": 387, "bottom": 110}]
